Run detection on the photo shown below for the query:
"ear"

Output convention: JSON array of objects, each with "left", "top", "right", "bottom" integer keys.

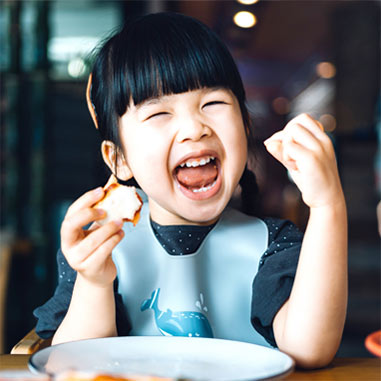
[{"left": 101, "top": 140, "right": 133, "bottom": 181}]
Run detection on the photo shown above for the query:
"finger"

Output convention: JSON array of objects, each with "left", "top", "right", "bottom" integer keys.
[
  {"left": 75, "top": 219, "right": 124, "bottom": 262},
  {"left": 286, "top": 113, "right": 325, "bottom": 141},
  {"left": 264, "top": 139, "right": 283, "bottom": 162},
  {"left": 264, "top": 130, "right": 284, "bottom": 144},
  {"left": 284, "top": 123, "right": 324, "bottom": 153},
  {"left": 61, "top": 208, "right": 107, "bottom": 247},
  {"left": 67, "top": 208, "right": 106, "bottom": 229},
  {"left": 282, "top": 135, "right": 298, "bottom": 171},
  {"left": 66, "top": 187, "right": 105, "bottom": 218},
  {"left": 285, "top": 122, "right": 336, "bottom": 164},
  {"left": 263, "top": 130, "right": 286, "bottom": 162},
  {"left": 265, "top": 120, "right": 325, "bottom": 159},
  {"left": 264, "top": 114, "right": 328, "bottom": 171},
  {"left": 264, "top": 139, "right": 298, "bottom": 171},
  {"left": 265, "top": 114, "right": 324, "bottom": 145},
  {"left": 282, "top": 139, "right": 319, "bottom": 172},
  {"left": 264, "top": 130, "right": 293, "bottom": 162},
  {"left": 86, "top": 221, "right": 101, "bottom": 232},
  {"left": 80, "top": 229, "right": 124, "bottom": 271}
]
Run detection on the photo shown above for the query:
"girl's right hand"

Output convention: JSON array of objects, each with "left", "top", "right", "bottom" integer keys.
[{"left": 60, "top": 187, "right": 125, "bottom": 287}]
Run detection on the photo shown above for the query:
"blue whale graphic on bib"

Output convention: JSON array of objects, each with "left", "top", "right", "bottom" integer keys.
[{"left": 141, "top": 288, "right": 213, "bottom": 338}]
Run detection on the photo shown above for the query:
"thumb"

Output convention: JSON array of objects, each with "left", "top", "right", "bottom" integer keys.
[{"left": 264, "top": 139, "right": 283, "bottom": 163}]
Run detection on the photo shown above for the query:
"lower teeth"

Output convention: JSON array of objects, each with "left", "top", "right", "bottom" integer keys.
[{"left": 192, "top": 181, "right": 216, "bottom": 193}]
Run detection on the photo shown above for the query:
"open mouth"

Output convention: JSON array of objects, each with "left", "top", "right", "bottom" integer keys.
[{"left": 173, "top": 154, "right": 221, "bottom": 199}]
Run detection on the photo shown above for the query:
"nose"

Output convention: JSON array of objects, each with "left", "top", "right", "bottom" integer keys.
[{"left": 175, "top": 116, "right": 212, "bottom": 143}]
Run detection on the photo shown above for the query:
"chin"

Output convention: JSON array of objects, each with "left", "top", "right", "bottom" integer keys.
[
  {"left": 181, "top": 202, "right": 227, "bottom": 225},
  {"left": 148, "top": 189, "right": 231, "bottom": 226}
]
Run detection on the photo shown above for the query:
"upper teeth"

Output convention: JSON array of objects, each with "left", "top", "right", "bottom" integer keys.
[{"left": 180, "top": 156, "right": 215, "bottom": 168}]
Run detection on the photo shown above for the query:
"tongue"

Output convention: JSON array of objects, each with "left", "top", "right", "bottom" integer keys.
[{"left": 176, "top": 162, "right": 218, "bottom": 188}]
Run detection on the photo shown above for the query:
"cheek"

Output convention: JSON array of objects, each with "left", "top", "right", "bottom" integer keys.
[
  {"left": 118, "top": 116, "right": 169, "bottom": 186},
  {"left": 122, "top": 130, "right": 170, "bottom": 184},
  {"left": 226, "top": 120, "right": 248, "bottom": 159},
  {"left": 224, "top": 121, "right": 248, "bottom": 181}
]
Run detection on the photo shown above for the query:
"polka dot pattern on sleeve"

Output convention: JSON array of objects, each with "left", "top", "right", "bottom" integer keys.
[
  {"left": 251, "top": 217, "right": 303, "bottom": 347},
  {"left": 258, "top": 217, "right": 303, "bottom": 267}
]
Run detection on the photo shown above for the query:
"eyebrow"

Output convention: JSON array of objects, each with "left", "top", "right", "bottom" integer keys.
[
  {"left": 135, "top": 87, "right": 229, "bottom": 110},
  {"left": 136, "top": 96, "right": 169, "bottom": 111}
]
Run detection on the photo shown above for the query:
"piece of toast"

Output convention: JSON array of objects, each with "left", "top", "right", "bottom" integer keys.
[{"left": 94, "top": 176, "right": 143, "bottom": 226}]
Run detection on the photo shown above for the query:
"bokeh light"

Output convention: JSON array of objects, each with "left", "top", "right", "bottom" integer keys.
[
  {"left": 233, "top": 11, "right": 257, "bottom": 28},
  {"left": 319, "top": 114, "right": 337, "bottom": 131},
  {"left": 272, "top": 97, "right": 290, "bottom": 115},
  {"left": 237, "top": 0, "right": 260, "bottom": 4},
  {"left": 316, "top": 62, "right": 336, "bottom": 79},
  {"left": 67, "top": 57, "right": 86, "bottom": 78}
]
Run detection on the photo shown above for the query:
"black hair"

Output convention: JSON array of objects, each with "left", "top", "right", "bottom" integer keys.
[{"left": 90, "top": 12, "right": 259, "bottom": 215}]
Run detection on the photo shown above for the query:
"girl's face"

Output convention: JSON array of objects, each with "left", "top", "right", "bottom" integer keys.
[{"left": 116, "top": 88, "right": 247, "bottom": 225}]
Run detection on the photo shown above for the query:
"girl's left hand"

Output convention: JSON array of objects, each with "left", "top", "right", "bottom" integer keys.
[{"left": 264, "top": 113, "right": 344, "bottom": 209}]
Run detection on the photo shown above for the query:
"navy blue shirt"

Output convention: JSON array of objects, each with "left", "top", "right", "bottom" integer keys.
[{"left": 34, "top": 216, "right": 302, "bottom": 347}]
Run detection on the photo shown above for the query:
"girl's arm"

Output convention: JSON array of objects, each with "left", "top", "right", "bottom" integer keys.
[
  {"left": 264, "top": 114, "right": 347, "bottom": 369},
  {"left": 52, "top": 275, "right": 117, "bottom": 344},
  {"left": 52, "top": 188, "right": 124, "bottom": 345}
]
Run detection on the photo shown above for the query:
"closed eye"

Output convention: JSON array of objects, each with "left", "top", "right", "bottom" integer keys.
[
  {"left": 203, "top": 101, "right": 227, "bottom": 108},
  {"left": 146, "top": 111, "right": 169, "bottom": 120}
]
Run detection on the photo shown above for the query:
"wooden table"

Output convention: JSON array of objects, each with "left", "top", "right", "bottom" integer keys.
[
  {"left": 284, "top": 357, "right": 380, "bottom": 380},
  {"left": 0, "top": 354, "right": 380, "bottom": 380}
]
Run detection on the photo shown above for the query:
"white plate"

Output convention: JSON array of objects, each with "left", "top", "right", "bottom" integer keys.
[{"left": 29, "top": 336, "right": 294, "bottom": 380}]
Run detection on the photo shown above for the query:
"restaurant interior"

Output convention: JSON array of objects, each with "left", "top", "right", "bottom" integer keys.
[{"left": 0, "top": 0, "right": 380, "bottom": 358}]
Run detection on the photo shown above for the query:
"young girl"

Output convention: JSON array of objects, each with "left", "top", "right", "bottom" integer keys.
[{"left": 34, "top": 12, "right": 347, "bottom": 369}]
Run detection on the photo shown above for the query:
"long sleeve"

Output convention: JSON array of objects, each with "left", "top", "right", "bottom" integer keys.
[{"left": 251, "top": 218, "right": 303, "bottom": 347}]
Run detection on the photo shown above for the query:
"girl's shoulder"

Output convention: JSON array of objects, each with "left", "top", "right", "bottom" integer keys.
[
  {"left": 261, "top": 217, "right": 304, "bottom": 258},
  {"left": 262, "top": 217, "right": 303, "bottom": 237}
]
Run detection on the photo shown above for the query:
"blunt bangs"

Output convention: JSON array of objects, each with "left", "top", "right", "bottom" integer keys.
[
  {"left": 117, "top": 13, "right": 245, "bottom": 111},
  {"left": 91, "top": 12, "right": 248, "bottom": 142}
]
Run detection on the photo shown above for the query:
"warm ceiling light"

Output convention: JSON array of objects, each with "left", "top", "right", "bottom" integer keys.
[
  {"left": 233, "top": 11, "right": 257, "bottom": 28},
  {"left": 237, "top": 0, "right": 260, "bottom": 4},
  {"left": 316, "top": 62, "right": 336, "bottom": 79}
]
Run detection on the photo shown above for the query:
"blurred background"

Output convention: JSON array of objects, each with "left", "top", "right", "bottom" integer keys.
[{"left": 0, "top": 0, "right": 380, "bottom": 356}]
